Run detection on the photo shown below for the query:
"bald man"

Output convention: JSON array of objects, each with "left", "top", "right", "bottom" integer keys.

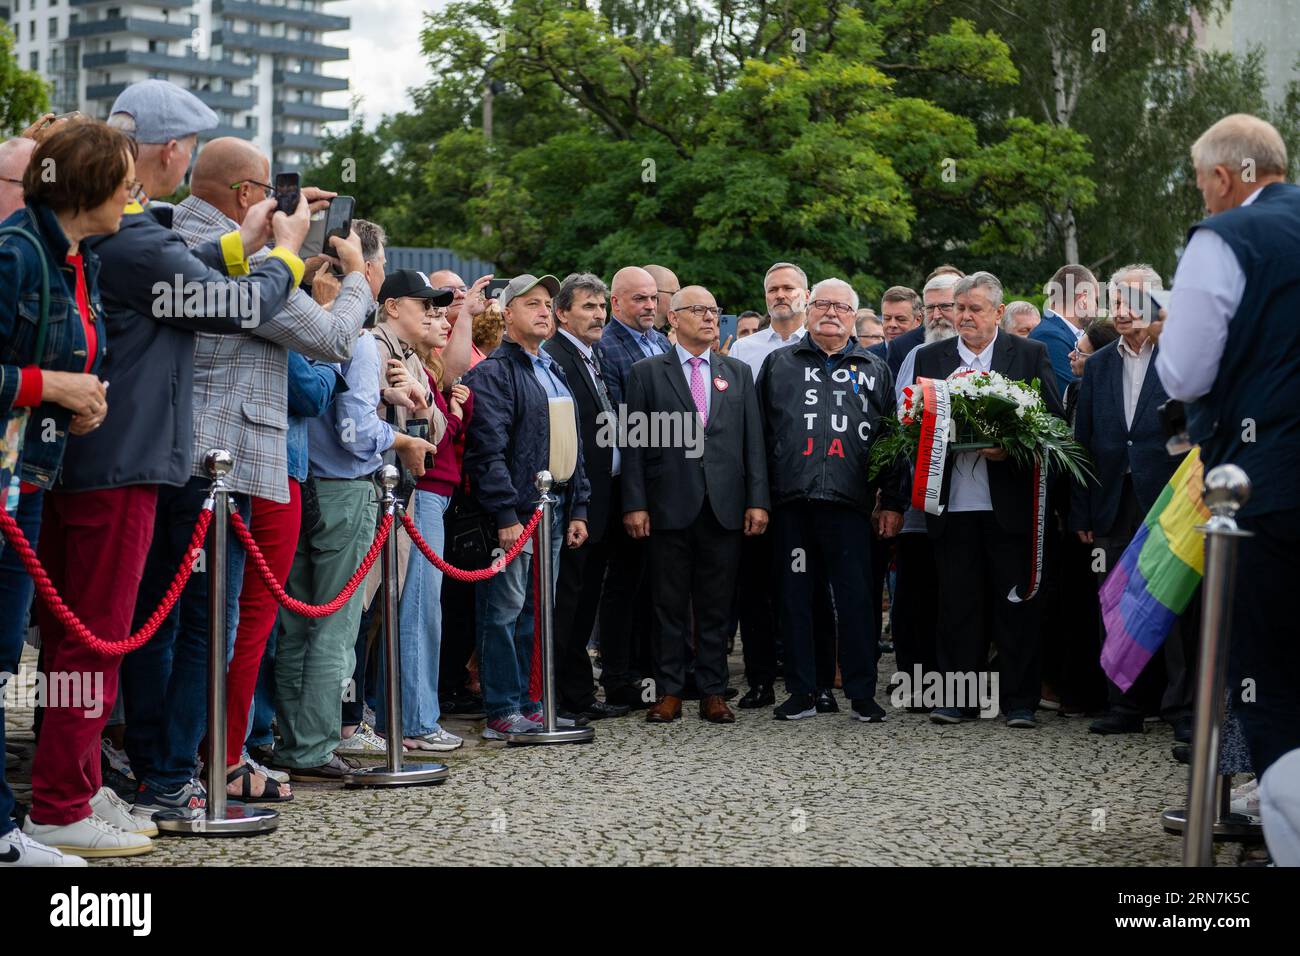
[
  {"left": 0, "top": 137, "right": 36, "bottom": 220},
  {"left": 622, "top": 284, "right": 769, "bottom": 723},
  {"left": 643, "top": 263, "right": 680, "bottom": 331},
  {"left": 590, "top": 267, "right": 672, "bottom": 708}
]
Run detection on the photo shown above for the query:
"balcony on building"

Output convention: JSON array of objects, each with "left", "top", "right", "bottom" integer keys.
[
  {"left": 71, "top": 0, "right": 194, "bottom": 8},
  {"left": 274, "top": 99, "right": 349, "bottom": 123},
  {"left": 69, "top": 17, "right": 195, "bottom": 41},
  {"left": 81, "top": 49, "right": 257, "bottom": 80},
  {"left": 272, "top": 68, "right": 348, "bottom": 92},
  {"left": 273, "top": 131, "right": 323, "bottom": 151},
  {"left": 211, "top": 29, "right": 347, "bottom": 62},
  {"left": 211, "top": 0, "right": 349, "bottom": 33},
  {"left": 202, "top": 120, "right": 258, "bottom": 142}
]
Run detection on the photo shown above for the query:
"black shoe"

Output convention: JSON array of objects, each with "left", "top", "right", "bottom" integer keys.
[
  {"left": 850, "top": 699, "right": 887, "bottom": 723},
  {"left": 724, "top": 686, "right": 739, "bottom": 701},
  {"left": 814, "top": 688, "right": 839, "bottom": 713},
  {"left": 738, "top": 684, "right": 775, "bottom": 709},
  {"left": 1089, "top": 711, "right": 1145, "bottom": 735},
  {"left": 441, "top": 693, "right": 486, "bottom": 719},
  {"left": 1172, "top": 715, "right": 1193, "bottom": 743},
  {"left": 1172, "top": 743, "right": 1191, "bottom": 764},
  {"left": 579, "top": 700, "right": 630, "bottom": 720},
  {"left": 773, "top": 693, "right": 817, "bottom": 721},
  {"left": 557, "top": 710, "right": 593, "bottom": 727},
  {"left": 878, "top": 640, "right": 894, "bottom": 654},
  {"left": 605, "top": 684, "right": 653, "bottom": 711}
]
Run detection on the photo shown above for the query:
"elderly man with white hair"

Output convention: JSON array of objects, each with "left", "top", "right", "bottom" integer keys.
[
  {"left": 1153, "top": 114, "right": 1300, "bottom": 862},
  {"left": 904, "top": 271, "right": 1062, "bottom": 728},
  {"left": 1002, "top": 301, "right": 1041, "bottom": 337}
]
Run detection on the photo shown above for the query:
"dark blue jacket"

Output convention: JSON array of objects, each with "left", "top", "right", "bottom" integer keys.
[
  {"left": 59, "top": 203, "right": 299, "bottom": 491},
  {"left": 463, "top": 339, "right": 590, "bottom": 529},
  {"left": 1028, "top": 309, "right": 1078, "bottom": 398},
  {"left": 1183, "top": 181, "right": 1300, "bottom": 516},
  {"left": 885, "top": 323, "right": 923, "bottom": 380},
  {"left": 286, "top": 353, "right": 344, "bottom": 483},
  {"left": 0, "top": 202, "right": 108, "bottom": 488},
  {"left": 593, "top": 316, "right": 671, "bottom": 406},
  {"left": 1069, "top": 339, "right": 1183, "bottom": 537}
]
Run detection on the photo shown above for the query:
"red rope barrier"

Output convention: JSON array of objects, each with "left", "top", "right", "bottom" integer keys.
[
  {"left": 400, "top": 507, "right": 542, "bottom": 582},
  {"left": 0, "top": 504, "right": 213, "bottom": 657},
  {"left": 231, "top": 509, "right": 393, "bottom": 618}
]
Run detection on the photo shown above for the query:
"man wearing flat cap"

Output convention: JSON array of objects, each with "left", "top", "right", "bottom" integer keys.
[{"left": 462, "top": 274, "right": 591, "bottom": 740}]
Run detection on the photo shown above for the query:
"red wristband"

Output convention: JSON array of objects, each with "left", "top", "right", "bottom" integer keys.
[{"left": 14, "top": 367, "right": 43, "bottom": 408}]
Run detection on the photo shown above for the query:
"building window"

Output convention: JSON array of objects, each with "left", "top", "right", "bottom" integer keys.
[
  {"left": 47, "top": 16, "right": 56, "bottom": 37},
  {"left": 29, "top": 20, "right": 36, "bottom": 40},
  {"left": 29, "top": 50, "right": 39, "bottom": 70}
]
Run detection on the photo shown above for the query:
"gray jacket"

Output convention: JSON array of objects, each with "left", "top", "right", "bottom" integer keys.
[{"left": 173, "top": 196, "right": 373, "bottom": 502}]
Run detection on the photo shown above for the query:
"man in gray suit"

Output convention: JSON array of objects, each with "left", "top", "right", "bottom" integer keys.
[{"left": 622, "top": 285, "right": 770, "bottom": 725}]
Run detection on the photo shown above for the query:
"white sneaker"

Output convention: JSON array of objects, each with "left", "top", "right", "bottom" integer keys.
[
  {"left": 483, "top": 713, "right": 533, "bottom": 740},
  {"left": 244, "top": 753, "right": 290, "bottom": 785},
  {"left": 1231, "top": 778, "right": 1261, "bottom": 822},
  {"left": 418, "top": 727, "right": 464, "bottom": 752},
  {"left": 90, "top": 786, "right": 158, "bottom": 838},
  {"left": 22, "top": 814, "right": 154, "bottom": 859},
  {"left": 336, "top": 721, "right": 387, "bottom": 755},
  {"left": 0, "top": 826, "right": 88, "bottom": 867}
]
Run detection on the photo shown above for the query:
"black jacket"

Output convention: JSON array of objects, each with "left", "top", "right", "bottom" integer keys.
[
  {"left": 910, "top": 331, "right": 1063, "bottom": 537},
  {"left": 60, "top": 204, "right": 299, "bottom": 491},
  {"left": 543, "top": 331, "right": 613, "bottom": 543},
  {"left": 757, "top": 336, "right": 908, "bottom": 514},
  {"left": 886, "top": 324, "right": 924, "bottom": 380},
  {"left": 463, "top": 338, "right": 590, "bottom": 529},
  {"left": 1070, "top": 340, "right": 1183, "bottom": 537},
  {"left": 621, "top": 347, "right": 768, "bottom": 532}
]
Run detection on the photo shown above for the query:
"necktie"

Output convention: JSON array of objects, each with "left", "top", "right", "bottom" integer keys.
[
  {"left": 584, "top": 353, "right": 615, "bottom": 416},
  {"left": 688, "top": 356, "right": 708, "bottom": 426},
  {"left": 641, "top": 333, "right": 659, "bottom": 357}
]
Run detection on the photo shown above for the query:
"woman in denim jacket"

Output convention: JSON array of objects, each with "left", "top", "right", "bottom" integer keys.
[{"left": 0, "top": 121, "right": 136, "bottom": 868}]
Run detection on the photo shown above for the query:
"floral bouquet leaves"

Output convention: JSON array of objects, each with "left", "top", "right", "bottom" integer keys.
[{"left": 869, "top": 370, "right": 1093, "bottom": 486}]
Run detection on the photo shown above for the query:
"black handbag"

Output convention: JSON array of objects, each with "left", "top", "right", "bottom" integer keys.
[{"left": 443, "top": 487, "right": 497, "bottom": 571}]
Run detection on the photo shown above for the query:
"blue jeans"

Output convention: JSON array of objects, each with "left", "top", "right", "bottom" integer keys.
[
  {"left": 475, "top": 496, "right": 565, "bottom": 721},
  {"left": 122, "top": 477, "right": 249, "bottom": 792},
  {"left": 0, "top": 490, "right": 42, "bottom": 835},
  {"left": 376, "top": 491, "right": 449, "bottom": 737}
]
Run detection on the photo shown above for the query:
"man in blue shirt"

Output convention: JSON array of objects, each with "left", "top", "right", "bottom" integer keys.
[{"left": 1029, "top": 263, "right": 1099, "bottom": 397}]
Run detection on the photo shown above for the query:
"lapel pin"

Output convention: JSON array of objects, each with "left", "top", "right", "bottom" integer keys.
[{"left": 713, "top": 376, "right": 728, "bottom": 391}]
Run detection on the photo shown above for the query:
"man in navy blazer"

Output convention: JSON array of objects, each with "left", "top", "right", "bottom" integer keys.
[
  {"left": 1070, "top": 265, "right": 1193, "bottom": 737},
  {"left": 591, "top": 266, "right": 672, "bottom": 707},
  {"left": 1030, "top": 263, "right": 1100, "bottom": 397}
]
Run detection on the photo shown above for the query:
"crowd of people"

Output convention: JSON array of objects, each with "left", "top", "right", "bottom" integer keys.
[{"left": 1, "top": 80, "right": 1297, "bottom": 867}]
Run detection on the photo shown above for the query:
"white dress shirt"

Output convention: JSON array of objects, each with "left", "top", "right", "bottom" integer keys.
[
  {"left": 947, "top": 332, "right": 999, "bottom": 513},
  {"left": 1155, "top": 186, "right": 1260, "bottom": 402},
  {"left": 1117, "top": 335, "right": 1154, "bottom": 430},
  {"left": 560, "top": 328, "right": 620, "bottom": 475},
  {"left": 675, "top": 342, "right": 712, "bottom": 419},
  {"left": 729, "top": 323, "right": 805, "bottom": 382}
]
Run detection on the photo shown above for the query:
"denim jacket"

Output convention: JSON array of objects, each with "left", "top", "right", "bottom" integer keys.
[{"left": 0, "top": 201, "right": 108, "bottom": 488}]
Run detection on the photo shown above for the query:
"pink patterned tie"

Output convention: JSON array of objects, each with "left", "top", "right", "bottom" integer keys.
[{"left": 688, "top": 356, "right": 708, "bottom": 427}]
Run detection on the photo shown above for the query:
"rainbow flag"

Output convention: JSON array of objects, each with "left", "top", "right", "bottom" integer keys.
[{"left": 1099, "top": 447, "right": 1208, "bottom": 692}]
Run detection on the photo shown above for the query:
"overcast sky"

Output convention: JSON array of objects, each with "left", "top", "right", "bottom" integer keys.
[{"left": 324, "top": 0, "right": 450, "bottom": 128}]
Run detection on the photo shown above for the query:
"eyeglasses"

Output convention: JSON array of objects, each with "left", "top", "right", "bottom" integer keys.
[
  {"left": 810, "top": 299, "right": 855, "bottom": 314},
  {"left": 230, "top": 179, "right": 274, "bottom": 198},
  {"left": 925, "top": 302, "right": 955, "bottom": 314},
  {"left": 674, "top": 305, "right": 720, "bottom": 317},
  {"left": 859, "top": 333, "right": 885, "bottom": 344}
]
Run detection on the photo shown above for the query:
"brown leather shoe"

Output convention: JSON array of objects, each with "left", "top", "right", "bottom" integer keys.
[
  {"left": 646, "top": 695, "right": 682, "bottom": 723},
  {"left": 700, "top": 694, "right": 735, "bottom": 724}
]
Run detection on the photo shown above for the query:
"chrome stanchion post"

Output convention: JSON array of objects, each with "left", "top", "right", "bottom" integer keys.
[
  {"left": 157, "top": 449, "right": 278, "bottom": 836},
  {"left": 345, "top": 466, "right": 448, "bottom": 787},
  {"left": 1182, "top": 464, "right": 1253, "bottom": 866},
  {"left": 507, "top": 471, "right": 594, "bottom": 746}
]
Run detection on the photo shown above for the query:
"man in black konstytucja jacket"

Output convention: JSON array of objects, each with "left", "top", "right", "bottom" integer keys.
[{"left": 757, "top": 277, "right": 908, "bottom": 726}]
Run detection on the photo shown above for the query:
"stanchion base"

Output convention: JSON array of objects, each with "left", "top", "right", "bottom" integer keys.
[
  {"left": 343, "top": 764, "right": 449, "bottom": 788},
  {"left": 155, "top": 804, "right": 279, "bottom": 837},
  {"left": 1159, "top": 806, "right": 1264, "bottom": 841},
  {"left": 505, "top": 726, "right": 595, "bottom": 746}
]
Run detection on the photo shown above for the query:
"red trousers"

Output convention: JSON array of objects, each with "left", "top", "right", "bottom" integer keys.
[
  {"left": 30, "top": 486, "right": 157, "bottom": 825},
  {"left": 225, "top": 481, "right": 301, "bottom": 767}
]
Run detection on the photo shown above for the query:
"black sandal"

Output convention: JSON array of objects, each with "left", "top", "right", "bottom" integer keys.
[{"left": 226, "top": 763, "right": 294, "bottom": 804}]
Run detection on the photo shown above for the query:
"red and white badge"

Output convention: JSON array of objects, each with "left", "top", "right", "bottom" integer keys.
[{"left": 713, "top": 376, "right": 729, "bottom": 391}]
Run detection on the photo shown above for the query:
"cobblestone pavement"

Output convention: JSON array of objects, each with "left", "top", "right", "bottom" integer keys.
[{"left": 5, "top": 645, "right": 1235, "bottom": 866}]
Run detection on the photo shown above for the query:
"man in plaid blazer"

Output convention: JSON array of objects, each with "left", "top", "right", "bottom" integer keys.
[{"left": 128, "top": 138, "right": 374, "bottom": 808}]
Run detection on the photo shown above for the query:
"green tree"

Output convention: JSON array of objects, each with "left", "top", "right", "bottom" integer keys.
[{"left": 0, "top": 23, "right": 50, "bottom": 135}]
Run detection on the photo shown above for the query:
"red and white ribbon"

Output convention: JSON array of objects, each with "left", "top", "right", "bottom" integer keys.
[
  {"left": 911, "top": 377, "right": 949, "bottom": 516},
  {"left": 1008, "top": 459, "right": 1046, "bottom": 603}
]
